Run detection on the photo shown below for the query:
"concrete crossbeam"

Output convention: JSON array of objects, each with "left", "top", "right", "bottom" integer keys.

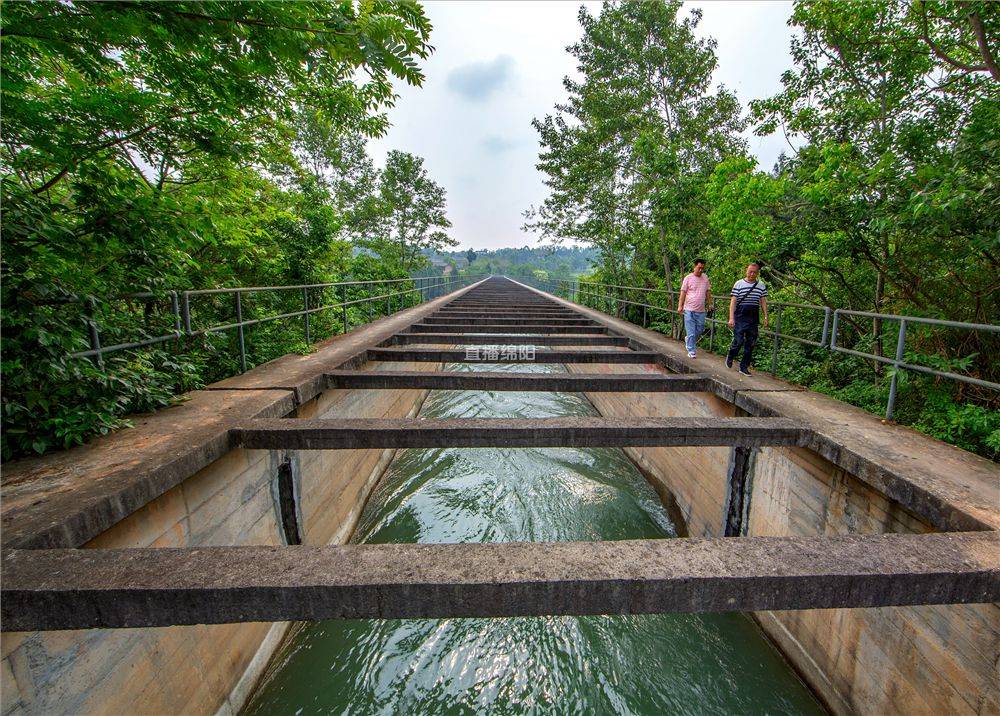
[
  {"left": 422, "top": 318, "right": 598, "bottom": 326},
  {"left": 434, "top": 308, "right": 579, "bottom": 314},
  {"left": 4, "top": 531, "right": 996, "bottom": 631},
  {"left": 390, "top": 334, "right": 630, "bottom": 346},
  {"left": 231, "top": 416, "right": 805, "bottom": 450},
  {"left": 325, "top": 370, "right": 710, "bottom": 392},
  {"left": 432, "top": 316, "right": 581, "bottom": 322},
  {"left": 368, "top": 348, "right": 654, "bottom": 363},
  {"left": 407, "top": 324, "right": 611, "bottom": 335}
]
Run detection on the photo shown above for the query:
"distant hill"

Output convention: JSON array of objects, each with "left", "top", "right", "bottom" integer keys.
[{"left": 425, "top": 245, "right": 599, "bottom": 280}]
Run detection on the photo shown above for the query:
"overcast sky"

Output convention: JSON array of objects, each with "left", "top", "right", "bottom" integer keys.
[{"left": 369, "top": 1, "right": 797, "bottom": 251}]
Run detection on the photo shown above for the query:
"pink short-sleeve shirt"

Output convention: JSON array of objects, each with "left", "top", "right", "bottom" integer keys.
[{"left": 680, "top": 273, "right": 711, "bottom": 312}]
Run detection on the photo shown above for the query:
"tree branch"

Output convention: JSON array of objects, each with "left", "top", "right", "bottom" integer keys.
[
  {"left": 963, "top": 3, "right": 1000, "bottom": 81},
  {"left": 918, "top": 1, "right": 990, "bottom": 75},
  {"left": 32, "top": 113, "right": 185, "bottom": 194}
]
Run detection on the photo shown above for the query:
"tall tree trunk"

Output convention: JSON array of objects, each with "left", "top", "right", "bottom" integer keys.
[
  {"left": 873, "top": 264, "right": 886, "bottom": 377},
  {"left": 659, "top": 225, "right": 673, "bottom": 289}
]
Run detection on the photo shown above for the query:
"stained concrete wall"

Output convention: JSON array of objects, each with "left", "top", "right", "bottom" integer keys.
[
  {"left": 0, "top": 360, "right": 439, "bottom": 716},
  {"left": 570, "top": 361, "right": 1000, "bottom": 716}
]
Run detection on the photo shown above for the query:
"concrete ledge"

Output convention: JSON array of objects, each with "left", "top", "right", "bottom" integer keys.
[
  {"left": 3, "top": 531, "right": 996, "bottom": 630},
  {"left": 232, "top": 417, "right": 806, "bottom": 450},
  {"left": 367, "top": 348, "right": 657, "bottom": 363},
  {"left": 0, "top": 389, "right": 295, "bottom": 549},
  {"left": 325, "top": 370, "right": 710, "bottom": 392}
]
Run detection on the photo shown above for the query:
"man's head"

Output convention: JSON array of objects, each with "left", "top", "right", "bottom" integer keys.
[
  {"left": 693, "top": 258, "right": 706, "bottom": 276},
  {"left": 745, "top": 262, "right": 761, "bottom": 281}
]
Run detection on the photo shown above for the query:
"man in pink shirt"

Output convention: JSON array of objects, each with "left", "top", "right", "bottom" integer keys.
[{"left": 676, "top": 258, "right": 712, "bottom": 358}]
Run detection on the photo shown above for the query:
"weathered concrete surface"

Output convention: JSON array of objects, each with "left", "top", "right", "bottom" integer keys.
[
  {"left": 0, "top": 361, "right": 440, "bottom": 716},
  {"left": 325, "top": 370, "right": 709, "bottom": 392},
  {"left": 432, "top": 311, "right": 581, "bottom": 318},
  {"left": 0, "top": 281, "right": 484, "bottom": 551},
  {"left": 0, "top": 390, "right": 295, "bottom": 550},
  {"left": 742, "top": 389, "right": 1000, "bottom": 534},
  {"left": 233, "top": 417, "right": 805, "bottom": 450},
  {"left": 391, "top": 333, "right": 630, "bottom": 346},
  {"left": 407, "top": 323, "right": 611, "bottom": 334},
  {"left": 3, "top": 532, "right": 997, "bottom": 631},
  {"left": 746, "top": 444, "right": 1000, "bottom": 715},
  {"left": 367, "top": 347, "right": 659, "bottom": 363},
  {"left": 515, "top": 279, "right": 1000, "bottom": 533},
  {"left": 422, "top": 317, "right": 599, "bottom": 326}
]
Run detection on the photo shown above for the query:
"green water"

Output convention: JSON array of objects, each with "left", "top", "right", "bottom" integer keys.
[{"left": 244, "top": 362, "right": 824, "bottom": 715}]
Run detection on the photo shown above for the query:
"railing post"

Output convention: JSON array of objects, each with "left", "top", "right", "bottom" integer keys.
[
  {"left": 709, "top": 300, "right": 716, "bottom": 352},
  {"left": 182, "top": 291, "right": 192, "bottom": 335},
  {"left": 303, "top": 288, "right": 311, "bottom": 344},
  {"left": 341, "top": 285, "right": 348, "bottom": 333},
  {"left": 170, "top": 291, "right": 181, "bottom": 337},
  {"left": 771, "top": 305, "right": 783, "bottom": 375},
  {"left": 85, "top": 297, "right": 104, "bottom": 369},
  {"left": 821, "top": 307, "right": 831, "bottom": 348},
  {"left": 830, "top": 310, "right": 841, "bottom": 350},
  {"left": 235, "top": 290, "right": 247, "bottom": 373},
  {"left": 886, "top": 319, "right": 907, "bottom": 421}
]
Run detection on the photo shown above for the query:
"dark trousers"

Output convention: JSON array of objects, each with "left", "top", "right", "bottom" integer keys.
[{"left": 727, "top": 307, "right": 759, "bottom": 371}]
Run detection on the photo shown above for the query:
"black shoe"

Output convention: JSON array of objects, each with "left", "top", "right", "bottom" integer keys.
[
  {"left": 725, "top": 356, "right": 734, "bottom": 369},
  {"left": 739, "top": 367, "right": 751, "bottom": 377}
]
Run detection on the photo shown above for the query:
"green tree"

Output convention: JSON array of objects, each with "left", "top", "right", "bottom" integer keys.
[
  {"left": 745, "top": 0, "right": 999, "bottom": 380},
  {"left": 364, "top": 150, "right": 455, "bottom": 273},
  {"left": 525, "top": 0, "right": 744, "bottom": 288},
  {"left": 1, "top": 0, "right": 436, "bottom": 459}
]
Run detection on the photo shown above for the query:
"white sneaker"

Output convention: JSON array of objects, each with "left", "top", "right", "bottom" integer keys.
[{"left": 687, "top": 351, "right": 696, "bottom": 358}]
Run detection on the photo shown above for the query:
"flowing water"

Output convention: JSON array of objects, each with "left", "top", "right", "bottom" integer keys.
[{"left": 244, "top": 361, "right": 824, "bottom": 715}]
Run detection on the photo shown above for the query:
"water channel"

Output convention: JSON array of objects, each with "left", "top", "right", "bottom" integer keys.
[{"left": 244, "top": 361, "right": 824, "bottom": 715}]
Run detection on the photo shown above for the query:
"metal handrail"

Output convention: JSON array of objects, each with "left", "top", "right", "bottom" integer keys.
[
  {"left": 69, "top": 275, "right": 481, "bottom": 373},
  {"left": 831, "top": 309, "right": 1000, "bottom": 419},
  {"left": 518, "top": 274, "right": 998, "bottom": 421}
]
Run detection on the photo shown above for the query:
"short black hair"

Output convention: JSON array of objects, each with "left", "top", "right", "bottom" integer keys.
[{"left": 693, "top": 258, "right": 706, "bottom": 266}]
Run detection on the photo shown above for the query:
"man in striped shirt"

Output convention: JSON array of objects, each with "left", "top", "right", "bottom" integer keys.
[{"left": 726, "top": 262, "right": 769, "bottom": 376}]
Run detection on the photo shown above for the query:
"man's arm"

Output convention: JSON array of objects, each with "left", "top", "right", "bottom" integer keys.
[
  {"left": 728, "top": 296, "right": 737, "bottom": 328},
  {"left": 760, "top": 296, "right": 769, "bottom": 328},
  {"left": 677, "top": 289, "right": 687, "bottom": 313}
]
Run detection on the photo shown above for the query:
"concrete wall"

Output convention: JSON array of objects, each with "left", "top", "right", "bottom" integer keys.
[
  {"left": 0, "top": 360, "right": 438, "bottom": 716},
  {"left": 570, "top": 361, "right": 1000, "bottom": 716}
]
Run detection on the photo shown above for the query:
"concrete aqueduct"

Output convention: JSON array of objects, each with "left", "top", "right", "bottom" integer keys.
[{"left": 2, "top": 276, "right": 998, "bottom": 714}]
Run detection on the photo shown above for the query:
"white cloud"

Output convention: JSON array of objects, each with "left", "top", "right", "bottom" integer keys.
[
  {"left": 481, "top": 135, "right": 520, "bottom": 154},
  {"left": 446, "top": 55, "right": 515, "bottom": 101}
]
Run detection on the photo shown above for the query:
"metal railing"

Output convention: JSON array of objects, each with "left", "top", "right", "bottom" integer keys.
[
  {"left": 518, "top": 275, "right": 999, "bottom": 421},
  {"left": 66, "top": 275, "right": 479, "bottom": 373}
]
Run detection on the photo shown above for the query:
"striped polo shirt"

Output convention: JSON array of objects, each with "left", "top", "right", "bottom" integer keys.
[{"left": 730, "top": 279, "right": 768, "bottom": 307}]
